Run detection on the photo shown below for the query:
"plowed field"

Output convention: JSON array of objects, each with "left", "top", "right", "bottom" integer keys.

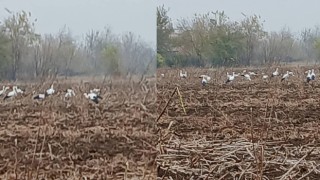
[
  {"left": 0, "top": 78, "right": 157, "bottom": 179},
  {"left": 156, "top": 67, "right": 320, "bottom": 179}
]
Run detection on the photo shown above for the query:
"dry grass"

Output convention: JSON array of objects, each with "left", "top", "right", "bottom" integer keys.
[
  {"left": 156, "top": 66, "right": 320, "bottom": 179},
  {"left": 0, "top": 77, "right": 157, "bottom": 179}
]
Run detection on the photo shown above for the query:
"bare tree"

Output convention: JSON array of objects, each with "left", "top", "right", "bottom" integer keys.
[{"left": 3, "top": 10, "right": 39, "bottom": 80}]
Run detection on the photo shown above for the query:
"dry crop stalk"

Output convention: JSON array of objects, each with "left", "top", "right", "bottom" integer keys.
[
  {"left": 279, "top": 147, "right": 315, "bottom": 180},
  {"left": 155, "top": 87, "right": 177, "bottom": 123},
  {"left": 36, "top": 125, "right": 47, "bottom": 179},
  {"left": 259, "top": 145, "right": 264, "bottom": 180},
  {"left": 124, "top": 161, "right": 129, "bottom": 180},
  {"left": 176, "top": 87, "right": 186, "bottom": 115}
]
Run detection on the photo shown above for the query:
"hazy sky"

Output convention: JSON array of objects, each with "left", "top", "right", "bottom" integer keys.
[
  {"left": 0, "top": 0, "right": 156, "bottom": 47},
  {"left": 158, "top": 0, "right": 320, "bottom": 35}
]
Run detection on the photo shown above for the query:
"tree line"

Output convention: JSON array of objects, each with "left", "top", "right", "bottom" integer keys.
[
  {"left": 157, "top": 5, "right": 320, "bottom": 68},
  {"left": 0, "top": 10, "right": 155, "bottom": 81}
]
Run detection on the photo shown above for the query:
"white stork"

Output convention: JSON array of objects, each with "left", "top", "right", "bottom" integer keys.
[
  {"left": 226, "top": 72, "right": 236, "bottom": 83},
  {"left": 201, "top": 76, "right": 208, "bottom": 86},
  {"left": 90, "top": 88, "right": 100, "bottom": 95},
  {"left": 288, "top": 71, "right": 294, "bottom": 76},
  {"left": 241, "top": 73, "right": 251, "bottom": 81},
  {"left": 46, "top": 84, "right": 55, "bottom": 96},
  {"left": 179, "top": 70, "right": 187, "bottom": 78},
  {"left": 281, "top": 71, "right": 291, "bottom": 81},
  {"left": 306, "top": 70, "right": 312, "bottom": 83},
  {"left": 261, "top": 73, "right": 269, "bottom": 80},
  {"left": 33, "top": 93, "right": 46, "bottom": 100},
  {"left": 0, "top": 86, "right": 10, "bottom": 96},
  {"left": 64, "top": 89, "right": 76, "bottom": 99},
  {"left": 311, "top": 69, "right": 316, "bottom": 80},
  {"left": 262, "top": 74, "right": 269, "bottom": 80},
  {"left": 84, "top": 91, "right": 103, "bottom": 104},
  {"left": 3, "top": 86, "right": 18, "bottom": 100},
  {"left": 199, "top": 75, "right": 211, "bottom": 81},
  {"left": 272, "top": 68, "right": 279, "bottom": 77},
  {"left": 13, "top": 86, "right": 24, "bottom": 94},
  {"left": 243, "top": 69, "right": 257, "bottom": 76}
]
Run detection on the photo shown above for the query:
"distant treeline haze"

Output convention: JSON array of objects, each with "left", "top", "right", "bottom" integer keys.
[
  {"left": 157, "top": 5, "right": 320, "bottom": 68},
  {"left": 0, "top": 10, "right": 156, "bottom": 81}
]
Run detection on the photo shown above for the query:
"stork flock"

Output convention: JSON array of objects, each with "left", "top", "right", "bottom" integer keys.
[
  {"left": 0, "top": 84, "right": 104, "bottom": 104},
  {"left": 224, "top": 68, "right": 314, "bottom": 84},
  {"left": 161, "top": 68, "right": 317, "bottom": 86}
]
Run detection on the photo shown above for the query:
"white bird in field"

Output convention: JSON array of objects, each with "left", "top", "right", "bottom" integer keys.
[
  {"left": 84, "top": 91, "right": 103, "bottom": 104},
  {"left": 234, "top": 72, "right": 240, "bottom": 77},
  {"left": 226, "top": 72, "right": 235, "bottom": 83},
  {"left": 226, "top": 72, "right": 231, "bottom": 78},
  {"left": 311, "top": 69, "right": 316, "bottom": 80},
  {"left": 201, "top": 76, "right": 208, "bottom": 86},
  {"left": 0, "top": 86, "right": 10, "bottom": 96},
  {"left": 46, "top": 84, "right": 55, "bottom": 96},
  {"left": 241, "top": 73, "right": 251, "bottom": 81},
  {"left": 243, "top": 69, "right": 257, "bottom": 76},
  {"left": 160, "top": 73, "right": 165, "bottom": 77},
  {"left": 271, "top": 68, "right": 279, "bottom": 77},
  {"left": 179, "top": 70, "right": 187, "bottom": 78},
  {"left": 199, "top": 75, "right": 211, "bottom": 81},
  {"left": 306, "top": 70, "right": 312, "bottom": 83},
  {"left": 3, "top": 86, "right": 18, "bottom": 100},
  {"left": 13, "top": 86, "right": 24, "bottom": 94},
  {"left": 33, "top": 93, "right": 46, "bottom": 100},
  {"left": 64, "top": 89, "right": 76, "bottom": 98},
  {"left": 262, "top": 74, "right": 269, "bottom": 80},
  {"left": 249, "top": 71, "right": 257, "bottom": 76},
  {"left": 288, "top": 71, "right": 294, "bottom": 76},
  {"left": 91, "top": 88, "right": 100, "bottom": 95},
  {"left": 281, "top": 71, "right": 291, "bottom": 81}
]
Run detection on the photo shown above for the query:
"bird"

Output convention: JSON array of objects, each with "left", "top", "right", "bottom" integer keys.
[
  {"left": 199, "top": 75, "right": 211, "bottom": 81},
  {"left": 3, "top": 86, "right": 18, "bottom": 100},
  {"left": 288, "top": 71, "right": 294, "bottom": 76},
  {"left": 91, "top": 88, "right": 100, "bottom": 95},
  {"left": 201, "top": 76, "right": 208, "bottom": 86},
  {"left": 14, "top": 86, "right": 24, "bottom": 94},
  {"left": 84, "top": 92, "right": 103, "bottom": 104},
  {"left": 0, "top": 86, "right": 10, "bottom": 96},
  {"left": 243, "top": 69, "right": 257, "bottom": 76},
  {"left": 226, "top": 72, "right": 231, "bottom": 79},
  {"left": 226, "top": 72, "right": 235, "bottom": 83},
  {"left": 160, "top": 73, "right": 165, "bottom": 77},
  {"left": 271, "top": 68, "right": 279, "bottom": 77},
  {"left": 46, "top": 84, "right": 55, "bottom": 96},
  {"left": 306, "top": 70, "right": 312, "bottom": 83},
  {"left": 179, "top": 70, "right": 187, "bottom": 78},
  {"left": 241, "top": 73, "right": 251, "bottom": 81},
  {"left": 64, "top": 89, "right": 76, "bottom": 99},
  {"left": 249, "top": 71, "right": 257, "bottom": 76},
  {"left": 33, "top": 93, "right": 46, "bottom": 100},
  {"left": 262, "top": 74, "right": 269, "bottom": 80},
  {"left": 261, "top": 72, "right": 268, "bottom": 80},
  {"left": 281, "top": 71, "right": 290, "bottom": 81},
  {"left": 311, "top": 69, "right": 315, "bottom": 80},
  {"left": 234, "top": 72, "right": 240, "bottom": 77}
]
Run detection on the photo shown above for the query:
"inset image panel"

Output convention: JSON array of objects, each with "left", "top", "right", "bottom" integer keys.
[
  {"left": 0, "top": 0, "right": 156, "bottom": 179},
  {"left": 156, "top": 0, "right": 320, "bottom": 179}
]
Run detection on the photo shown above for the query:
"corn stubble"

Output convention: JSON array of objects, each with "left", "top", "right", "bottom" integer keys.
[
  {"left": 156, "top": 66, "right": 320, "bottom": 179},
  {"left": 0, "top": 78, "right": 157, "bottom": 179}
]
